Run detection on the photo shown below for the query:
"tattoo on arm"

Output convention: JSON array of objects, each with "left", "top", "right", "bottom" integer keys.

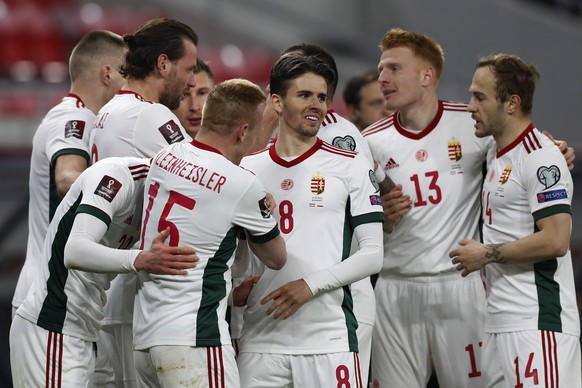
[{"left": 485, "top": 243, "right": 506, "bottom": 264}]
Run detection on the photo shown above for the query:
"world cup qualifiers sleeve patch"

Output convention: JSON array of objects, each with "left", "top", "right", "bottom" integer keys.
[
  {"left": 368, "top": 169, "right": 380, "bottom": 193},
  {"left": 537, "top": 165, "right": 561, "bottom": 189},
  {"left": 158, "top": 120, "right": 185, "bottom": 144},
  {"left": 94, "top": 175, "right": 123, "bottom": 202},
  {"left": 332, "top": 135, "right": 356, "bottom": 151},
  {"left": 64, "top": 120, "right": 86, "bottom": 139},
  {"left": 369, "top": 194, "right": 382, "bottom": 206},
  {"left": 537, "top": 189, "right": 568, "bottom": 203},
  {"left": 258, "top": 196, "right": 271, "bottom": 219}
]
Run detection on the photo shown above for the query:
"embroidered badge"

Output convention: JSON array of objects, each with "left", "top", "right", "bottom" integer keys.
[{"left": 537, "top": 165, "right": 561, "bottom": 190}]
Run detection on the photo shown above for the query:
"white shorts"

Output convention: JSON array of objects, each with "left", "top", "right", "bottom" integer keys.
[
  {"left": 10, "top": 314, "right": 95, "bottom": 387},
  {"left": 93, "top": 323, "right": 136, "bottom": 388},
  {"left": 357, "top": 321, "right": 373, "bottom": 387},
  {"left": 134, "top": 345, "right": 239, "bottom": 388},
  {"left": 238, "top": 352, "right": 364, "bottom": 388},
  {"left": 483, "top": 330, "right": 581, "bottom": 388},
  {"left": 371, "top": 273, "right": 487, "bottom": 388}
]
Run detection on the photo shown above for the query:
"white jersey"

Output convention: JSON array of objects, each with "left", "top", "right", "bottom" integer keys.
[
  {"left": 362, "top": 101, "right": 494, "bottom": 277},
  {"left": 12, "top": 94, "right": 93, "bottom": 309},
  {"left": 239, "top": 138, "right": 384, "bottom": 355},
  {"left": 16, "top": 157, "right": 149, "bottom": 342},
  {"left": 482, "top": 124, "right": 579, "bottom": 336},
  {"left": 318, "top": 110, "right": 376, "bottom": 325},
  {"left": 90, "top": 90, "right": 191, "bottom": 325},
  {"left": 133, "top": 140, "right": 280, "bottom": 350}
]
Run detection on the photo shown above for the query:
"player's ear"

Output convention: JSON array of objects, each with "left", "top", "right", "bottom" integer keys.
[
  {"left": 236, "top": 123, "right": 249, "bottom": 144},
  {"left": 101, "top": 65, "right": 112, "bottom": 86},
  {"left": 271, "top": 94, "right": 283, "bottom": 114},
  {"left": 506, "top": 94, "right": 521, "bottom": 114},
  {"left": 156, "top": 54, "right": 170, "bottom": 77}
]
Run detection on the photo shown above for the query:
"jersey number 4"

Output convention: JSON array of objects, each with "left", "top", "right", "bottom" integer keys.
[{"left": 141, "top": 182, "right": 196, "bottom": 247}]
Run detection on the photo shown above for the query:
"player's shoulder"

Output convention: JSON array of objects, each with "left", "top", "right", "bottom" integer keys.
[
  {"left": 361, "top": 114, "right": 397, "bottom": 137},
  {"left": 441, "top": 100, "right": 469, "bottom": 112},
  {"left": 319, "top": 140, "right": 358, "bottom": 159}
]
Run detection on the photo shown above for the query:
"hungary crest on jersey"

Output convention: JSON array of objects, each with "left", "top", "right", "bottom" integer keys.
[
  {"left": 499, "top": 163, "right": 513, "bottom": 185},
  {"left": 447, "top": 137, "right": 462, "bottom": 162},
  {"left": 310, "top": 172, "right": 325, "bottom": 195}
]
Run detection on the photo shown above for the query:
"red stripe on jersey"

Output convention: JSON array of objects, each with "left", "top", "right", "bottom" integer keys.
[
  {"left": 207, "top": 347, "right": 212, "bottom": 388},
  {"left": 322, "top": 111, "right": 339, "bottom": 126},
  {"left": 213, "top": 347, "right": 219, "bottom": 388},
  {"left": 219, "top": 346, "right": 225, "bottom": 387},
  {"left": 497, "top": 123, "right": 536, "bottom": 157},
  {"left": 67, "top": 93, "right": 86, "bottom": 108},
  {"left": 57, "top": 333, "right": 63, "bottom": 387},
  {"left": 542, "top": 330, "right": 559, "bottom": 388},
  {"left": 361, "top": 115, "right": 395, "bottom": 137},
  {"left": 354, "top": 352, "right": 363, "bottom": 388},
  {"left": 321, "top": 142, "right": 357, "bottom": 158},
  {"left": 552, "top": 332, "right": 559, "bottom": 387},
  {"left": 46, "top": 331, "right": 63, "bottom": 388},
  {"left": 442, "top": 101, "right": 469, "bottom": 111},
  {"left": 523, "top": 136, "right": 532, "bottom": 154}
]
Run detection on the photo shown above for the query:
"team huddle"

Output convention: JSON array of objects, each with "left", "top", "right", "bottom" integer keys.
[{"left": 9, "top": 17, "right": 581, "bottom": 388}]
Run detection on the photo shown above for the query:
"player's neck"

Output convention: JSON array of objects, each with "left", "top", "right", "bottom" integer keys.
[
  {"left": 494, "top": 116, "right": 532, "bottom": 151},
  {"left": 123, "top": 78, "right": 161, "bottom": 103},
  {"left": 274, "top": 129, "right": 317, "bottom": 158},
  {"left": 69, "top": 83, "right": 102, "bottom": 115},
  {"left": 397, "top": 93, "right": 439, "bottom": 133}
]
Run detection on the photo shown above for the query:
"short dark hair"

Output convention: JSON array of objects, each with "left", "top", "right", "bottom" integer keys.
[
  {"left": 343, "top": 68, "right": 380, "bottom": 109},
  {"left": 476, "top": 53, "right": 539, "bottom": 115},
  {"left": 120, "top": 18, "right": 198, "bottom": 80},
  {"left": 195, "top": 58, "right": 214, "bottom": 80},
  {"left": 270, "top": 55, "right": 335, "bottom": 98},
  {"left": 69, "top": 30, "right": 125, "bottom": 82},
  {"left": 281, "top": 43, "right": 338, "bottom": 99}
]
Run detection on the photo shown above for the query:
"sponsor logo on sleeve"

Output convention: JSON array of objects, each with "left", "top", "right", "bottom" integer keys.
[
  {"left": 65, "top": 120, "right": 85, "bottom": 139},
  {"left": 369, "top": 195, "right": 382, "bottom": 206},
  {"left": 258, "top": 196, "right": 271, "bottom": 219},
  {"left": 537, "top": 189, "right": 568, "bottom": 203},
  {"left": 158, "top": 120, "right": 185, "bottom": 144},
  {"left": 94, "top": 175, "right": 122, "bottom": 202},
  {"left": 332, "top": 135, "right": 356, "bottom": 151},
  {"left": 368, "top": 169, "right": 380, "bottom": 193},
  {"left": 537, "top": 165, "right": 561, "bottom": 189}
]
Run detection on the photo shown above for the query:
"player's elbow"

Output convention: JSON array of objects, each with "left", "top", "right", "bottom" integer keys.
[
  {"left": 548, "top": 239, "right": 569, "bottom": 258},
  {"left": 370, "top": 245, "right": 383, "bottom": 274}
]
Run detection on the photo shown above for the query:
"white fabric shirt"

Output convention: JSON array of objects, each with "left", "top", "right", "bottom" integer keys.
[
  {"left": 132, "top": 141, "right": 280, "bottom": 350},
  {"left": 90, "top": 90, "right": 191, "bottom": 325},
  {"left": 12, "top": 94, "right": 93, "bottom": 309},
  {"left": 239, "top": 138, "right": 384, "bottom": 355},
  {"left": 362, "top": 101, "right": 494, "bottom": 277},
  {"left": 481, "top": 124, "right": 579, "bottom": 336},
  {"left": 16, "top": 157, "right": 149, "bottom": 342},
  {"left": 318, "top": 110, "right": 376, "bottom": 325}
]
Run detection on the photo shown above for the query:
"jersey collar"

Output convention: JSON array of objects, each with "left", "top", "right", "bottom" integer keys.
[
  {"left": 190, "top": 139, "right": 223, "bottom": 156},
  {"left": 394, "top": 100, "right": 444, "bottom": 140},
  {"left": 268, "top": 137, "right": 323, "bottom": 168},
  {"left": 496, "top": 123, "right": 535, "bottom": 158}
]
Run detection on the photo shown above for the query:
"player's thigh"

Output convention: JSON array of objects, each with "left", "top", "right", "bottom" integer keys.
[
  {"left": 292, "top": 352, "right": 364, "bottom": 388},
  {"left": 356, "top": 321, "right": 373, "bottom": 386},
  {"left": 371, "top": 278, "right": 431, "bottom": 387},
  {"left": 133, "top": 349, "right": 161, "bottom": 388},
  {"left": 149, "top": 345, "right": 239, "bottom": 388},
  {"left": 237, "top": 352, "right": 293, "bottom": 388},
  {"left": 98, "top": 323, "right": 136, "bottom": 387},
  {"left": 10, "top": 315, "right": 95, "bottom": 388},
  {"left": 430, "top": 275, "right": 486, "bottom": 387},
  {"left": 485, "top": 330, "right": 582, "bottom": 388},
  {"left": 93, "top": 327, "right": 116, "bottom": 388}
]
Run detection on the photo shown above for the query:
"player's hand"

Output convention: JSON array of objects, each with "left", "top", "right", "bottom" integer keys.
[
  {"left": 260, "top": 279, "right": 313, "bottom": 320},
  {"left": 134, "top": 228, "right": 199, "bottom": 275},
  {"left": 380, "top": 184, "right": 412, "bottom": 234},
  {"left": 265, "top": 192, "right": 276, "bottom": 213},
  {"left": 543, "top": 130, "right": 575, "bottom": 170},
  {"left": 232, "top": 275, "right": 261, "bottom": 307},
  {"left": 449, "top": 239, "right": 489, "bottom": 277}
]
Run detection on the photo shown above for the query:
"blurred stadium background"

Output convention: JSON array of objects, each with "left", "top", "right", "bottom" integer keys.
[{"left": 1, "top": 0, "right": 581, "bottom": 385}]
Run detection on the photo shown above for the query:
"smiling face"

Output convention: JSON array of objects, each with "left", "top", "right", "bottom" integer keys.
[
  {"left": 173, "top": 70, "right": 213, "bottom": 137},
  {"left": 377, "top": 46, "right": 430, "bottom": 112},
  {"left": 273, "top": 72, "right": 327, "bottom": 139},
  {"left": 159, "top": 38, "right": 198, "bottom": 110},
  {"left": 467, "top": 66, "right": 506, "bottom": 139}
]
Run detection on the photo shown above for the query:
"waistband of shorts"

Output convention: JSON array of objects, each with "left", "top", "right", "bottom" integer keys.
[{"left": 378, "top": 270, "right": 479, "bottom": 284}]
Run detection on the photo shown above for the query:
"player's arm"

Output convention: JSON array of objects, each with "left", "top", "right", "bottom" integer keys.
[
  {"left": 380, "top": 184, "right": 412, "bottom": 234},
  {"left": 247, "top": 230, "right": 286, "bottom": 270},
  {"left": 450, "top": 211, "right": 571, "bottom": 277},
  {"left": 260, "top": 221, "right": 383, "bottom": 320},
  {"left": 54, "top": 154, "right": 88, "bottom": 197},
  {"left": 65, "top": 213, "right": 199, "bottom": 274}
]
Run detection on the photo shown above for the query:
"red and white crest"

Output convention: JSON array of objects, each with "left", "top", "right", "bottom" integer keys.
[{"left": 310, "top": 173, "right": 325, "bottom": 195}]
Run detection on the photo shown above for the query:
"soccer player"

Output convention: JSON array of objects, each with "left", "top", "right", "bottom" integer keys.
[
  {"left": 89, "top": 17, "right": 198, "bottom": 387},
  {"left": 363, "top": 28, "right": 575, "bottom": 388},
  {"left": 132, "top": 78, "right": 287, "bottom": 387},
  {"left": 10, "top": 156, "right": 199, "bottom": 387},
  {"left": 450, "top": 53, "right": 580, "bottom": 387},
  {"left": 172, "top": 58, "right": 214, "bottom": 138},
  {"left": 343, "top": 68, "right": 391, "bottom": 132},
  {"left": 237, "top": 55, "right": 384, "bottom": 387},
  {"left": 11, "top": 30, "right": 126, "bottom": 316}
]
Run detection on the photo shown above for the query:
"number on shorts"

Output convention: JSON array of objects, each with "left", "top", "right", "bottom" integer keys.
[
  {"left": 514, "top": 352, "right": 539, "bottom": 388},
  {"left": 465, "top": 342, "right": 482, "bottom": 378},
  {"left": 336, "top": 364, "right": 351, "bottom": 388}
]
